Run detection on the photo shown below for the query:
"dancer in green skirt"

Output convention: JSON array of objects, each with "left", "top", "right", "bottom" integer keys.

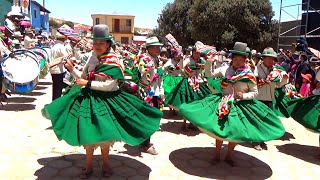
[
  {"left": 165, "top": 41, "right": 212, "bottom": 111},
  {"left": 254, "top": 47, "right": 289, "bottom": 150},
  {"left": 179, "top": 42, "right": 285, "bottom": 166},
  {"left": 163, "top": 50, "right": 184, "bottom": 97},
  {"left": 42, "top": 25, "right": 162, "bottom": 178}
]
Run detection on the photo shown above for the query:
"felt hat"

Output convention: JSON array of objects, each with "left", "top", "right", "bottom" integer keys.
[
  {"left": 13, "top": 31, "right": 23, "bottom": 38},
  {"left": 246, "top": 47, "right": 251, "bottom": 54},
  {"left": 185, "top": 46, "right": 193, "bottom": 51},
  {"left": 12, "top": 39, "right": 21, "bottom": 45},
  {"left": 301, "top": 73, "right": 312, "bottom": 82},
  {"left": 230, "top": 42, "right": 248, "bottom": 55},
  {"left": 7, "top": 11, "right": 23, "bottom": 17},
  {"left": 91, "top": 24, "right": 113, "bottom": 40},
  {"left": 253, "top": 52, "right": 262, "bottom": 58},
  {"left": 310, "top": 57, "right": 320, "bottom": 63},
  {"left": 146, "top": 36, "right": 163, "bottom": 47},
  {"left": 262, "top": 47, "right": 278, "bottom": 58},
  {"left": 251, "top": 49, "right": 257, "bottom": 55}
]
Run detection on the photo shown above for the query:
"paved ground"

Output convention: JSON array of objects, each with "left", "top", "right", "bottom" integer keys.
[{"left": 0, "top": 76, "right": 319, "bottom": 180}]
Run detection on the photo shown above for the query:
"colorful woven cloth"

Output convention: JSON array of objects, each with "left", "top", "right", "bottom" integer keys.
[
  {"left": 221, "top": 65, "right": 257, "bottom": 88},
  {"left": 258, "top": 66, "right": 287, "bottom": 87},
  {"left": 165, "top": 34, "right": 183, "bottom": 56},
  {"left": 218, "top": 89, "right": 234, "bottom": 119},
  {"left": 57, "top": 27, "right": 80, "bottom": 41}
]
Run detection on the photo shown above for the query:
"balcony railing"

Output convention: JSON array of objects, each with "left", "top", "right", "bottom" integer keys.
[{"left": 113, "top": 25, "right": 132, "bottom": 33}]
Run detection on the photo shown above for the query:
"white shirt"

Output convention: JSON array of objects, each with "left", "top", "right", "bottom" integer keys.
[
  {"left": 49, "top": 40, "right": 68, "bottom": 74},
  {"left": 312, "top": 88, "right": 320, "bottom": 95}
]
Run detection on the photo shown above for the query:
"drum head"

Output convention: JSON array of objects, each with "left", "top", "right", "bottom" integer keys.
[
  {"left": 31, "top": 47, "right": 50, "bottom": 63},
  {"left": 1, "top": 50, "right": 40, "bottom": 83}
]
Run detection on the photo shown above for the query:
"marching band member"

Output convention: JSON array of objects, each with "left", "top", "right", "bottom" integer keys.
[{"left": 47, "top": 32, "right": 69, "bottom": 101}]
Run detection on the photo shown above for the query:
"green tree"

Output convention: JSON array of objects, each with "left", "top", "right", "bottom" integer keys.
[
  {"left": 49, "top": 19, "right": 61, "bottom": 29},
  {"left": 189, "top": 0, "right": 277, "bottom": 50},
  {"left": 156, "top": 0, "right": 194, "bottom": 47},
  {"left": 156, "top": 0, "right": 278, "bottom": 51},
  {"left": 65, "top": 21, "right": 74, "bottom": 29}
]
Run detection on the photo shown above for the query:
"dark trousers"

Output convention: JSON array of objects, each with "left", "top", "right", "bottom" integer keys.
[
  {"left": 0, "top": 77, "right": 3, "bottom": 93},
  {"left": 141, "top": 96, "right": 160, "bottom": 147},
  {"left": 51, "top": 73, "right": 67, "bottom": 101},
  {"left": 260, "top": 100, "right": 273, "bottom": 109}
]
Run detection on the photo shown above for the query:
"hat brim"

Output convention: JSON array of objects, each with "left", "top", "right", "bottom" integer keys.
[
  {"left": 90, "top": 35, "right": 113, "bottom": 40},
  {"left": 301, "top": 74, "right": 311, "bottom": 82},
  {"left": 146, "top": 42, "right": 163, "bottom": 47},
  {"left": 230, "top": 50, "right": 248, "bottom": 56},
  {"left": 262, "top": 54, "right": 278, "bottom": 58}
]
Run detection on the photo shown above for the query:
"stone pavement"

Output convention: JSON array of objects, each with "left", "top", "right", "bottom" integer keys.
[{"left": 0, "top": 76, "right": 319, "bottom": 180}]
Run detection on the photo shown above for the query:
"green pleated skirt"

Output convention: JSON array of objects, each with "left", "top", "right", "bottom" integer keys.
[
  {"left": 163, "top": 74, "right": 184, "bottom": 97},
  {"left": 179, "top": 94, "right": 285, "bottom": 142},
  {"left": 273, "top": 88, "right": 292, "bottom": 118},
  {"left": 42, "top": 85, "right": 163, "bottom": 146},
  {"left": 286, "top": 95, "right": 320, "bottom": 133},
  {"left": 206, "top": 77, "right": 222, "bottom": 93},
  {"left": 164, "top": 78, "right": 211, "bottom": 109}
]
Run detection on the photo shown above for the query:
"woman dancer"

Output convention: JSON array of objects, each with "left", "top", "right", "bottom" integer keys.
[
  {"left": 179, "top": 42, "right": 285, "bottom": 166},
  {"left": 42, "top": 25, "right": 162, "bottom": 178}
]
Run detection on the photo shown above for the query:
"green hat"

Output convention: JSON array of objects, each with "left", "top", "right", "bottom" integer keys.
[
  {"left": 262, "top": 47, "right": 277, "bottom": 58},
  {"left": 146, "top": 36, "right": 163, "bottom": 47},
  {"left": 230, "top": 42, "right": 249, "bottom": 55},
  {"left": 91, "top": 24, "right": 113, "bottom": 40}
]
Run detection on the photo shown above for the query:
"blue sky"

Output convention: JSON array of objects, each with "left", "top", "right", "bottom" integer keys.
[{"left": 41, "top": 0, "right": 301, "bottom": 28}]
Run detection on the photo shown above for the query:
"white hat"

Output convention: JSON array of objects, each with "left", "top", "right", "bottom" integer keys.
[
  {"left": 13, "top": 31, "right": 23, "bottom": 38},
  {"left": 7, "top": 11, "right": 23, "bottom": 17},
  {"left": 146, "top": 36, "right": 163, "bottom": 47}
]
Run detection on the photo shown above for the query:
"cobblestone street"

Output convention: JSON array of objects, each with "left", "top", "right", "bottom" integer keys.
[{"left": 0, "top": 76, "right": 319, "bottom": 180}]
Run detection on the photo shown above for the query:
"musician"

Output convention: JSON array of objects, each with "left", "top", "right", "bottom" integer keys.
[
  {"left": 48, "top": 32, "right": 69, "bottom": 101},
  {"left": 23, "top": 29, "right": 37, "bottom": 49}
]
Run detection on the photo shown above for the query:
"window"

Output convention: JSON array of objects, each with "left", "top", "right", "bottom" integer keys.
[
  {"left": 34, "top": 9, "right": 37, "bottom": 19},
  {"left": 121, "top": 37, "right": 129, "bottom": 44},
  {"left": 126, "top": 19, "right": 131, "bottom": 26},
  {"left": 96, "top": 18, "right": 100, "bottom": 25}
]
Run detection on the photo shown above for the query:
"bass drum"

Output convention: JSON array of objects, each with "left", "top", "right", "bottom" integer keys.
[
  {"left": 31, "top": 47, "right": 49, "bottom": 79},
  {"left": 1, "top": 50, "right": 40, "bottom": 93},
  {"left": 42, "top": 46, "right": 52, "bottom": 63}
]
